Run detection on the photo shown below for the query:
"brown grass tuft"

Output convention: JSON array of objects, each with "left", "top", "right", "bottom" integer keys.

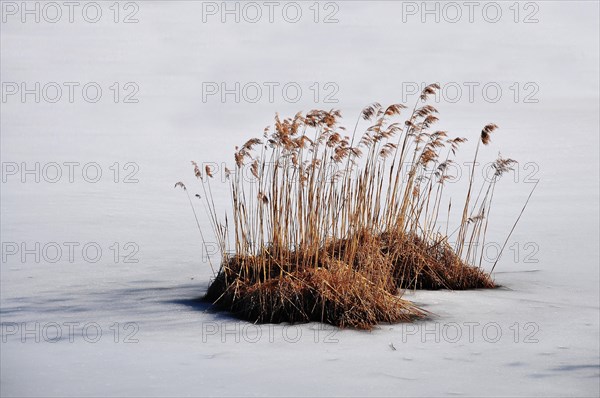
[{"left": 180, "top": 84, "right": 529, "bottom": 329}]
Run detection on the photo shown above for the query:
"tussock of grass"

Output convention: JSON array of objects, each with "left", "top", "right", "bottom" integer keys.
[
  {"left": 379, "top": 232, "right": 495, "bottom": 290},
  {"left": 178, "top": 84, "right": 527, "bottom": 329},
  {"left": 205, "top": 261, "right": 427, "bottom": 329},
  {"left": 204, "top": 230, "right": 492, "bottom": 329}
]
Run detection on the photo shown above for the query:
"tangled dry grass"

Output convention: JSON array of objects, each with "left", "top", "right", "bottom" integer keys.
[{"left": 178, "top": 84, "right": 528, "bottom": 329}]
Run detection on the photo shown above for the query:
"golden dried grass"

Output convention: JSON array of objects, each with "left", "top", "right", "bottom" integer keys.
[{"left": 179, "top": 84, "right": 528, "bottom": 329}]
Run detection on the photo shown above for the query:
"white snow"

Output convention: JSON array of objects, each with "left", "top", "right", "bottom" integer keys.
[{"left": 1, "top": 1, "right": 599, "bottom": 397}]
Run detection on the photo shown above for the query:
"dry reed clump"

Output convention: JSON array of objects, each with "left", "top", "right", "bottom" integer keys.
[
  {"left": 205, "top": 255, "right": 427, "bottom": 329},
  {"left": 178, "top": 84, "right": 529, "bottom": 329},
  {"left": 380, "top": 232, "right": 495, "bottom": 290}
]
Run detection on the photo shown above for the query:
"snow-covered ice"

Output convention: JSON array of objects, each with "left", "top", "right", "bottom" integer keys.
[{"left": 1, "top": 2, "right": 598, "bottom": 396}]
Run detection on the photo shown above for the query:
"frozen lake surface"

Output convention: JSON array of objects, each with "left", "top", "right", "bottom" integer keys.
[{"left": 1, "top": 2, "right": 599, "bottom": 396}]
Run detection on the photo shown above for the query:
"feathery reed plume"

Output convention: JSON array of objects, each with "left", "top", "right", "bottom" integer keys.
[{"left": 481, "top": 123, "right": 498, "bottom": 145}]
